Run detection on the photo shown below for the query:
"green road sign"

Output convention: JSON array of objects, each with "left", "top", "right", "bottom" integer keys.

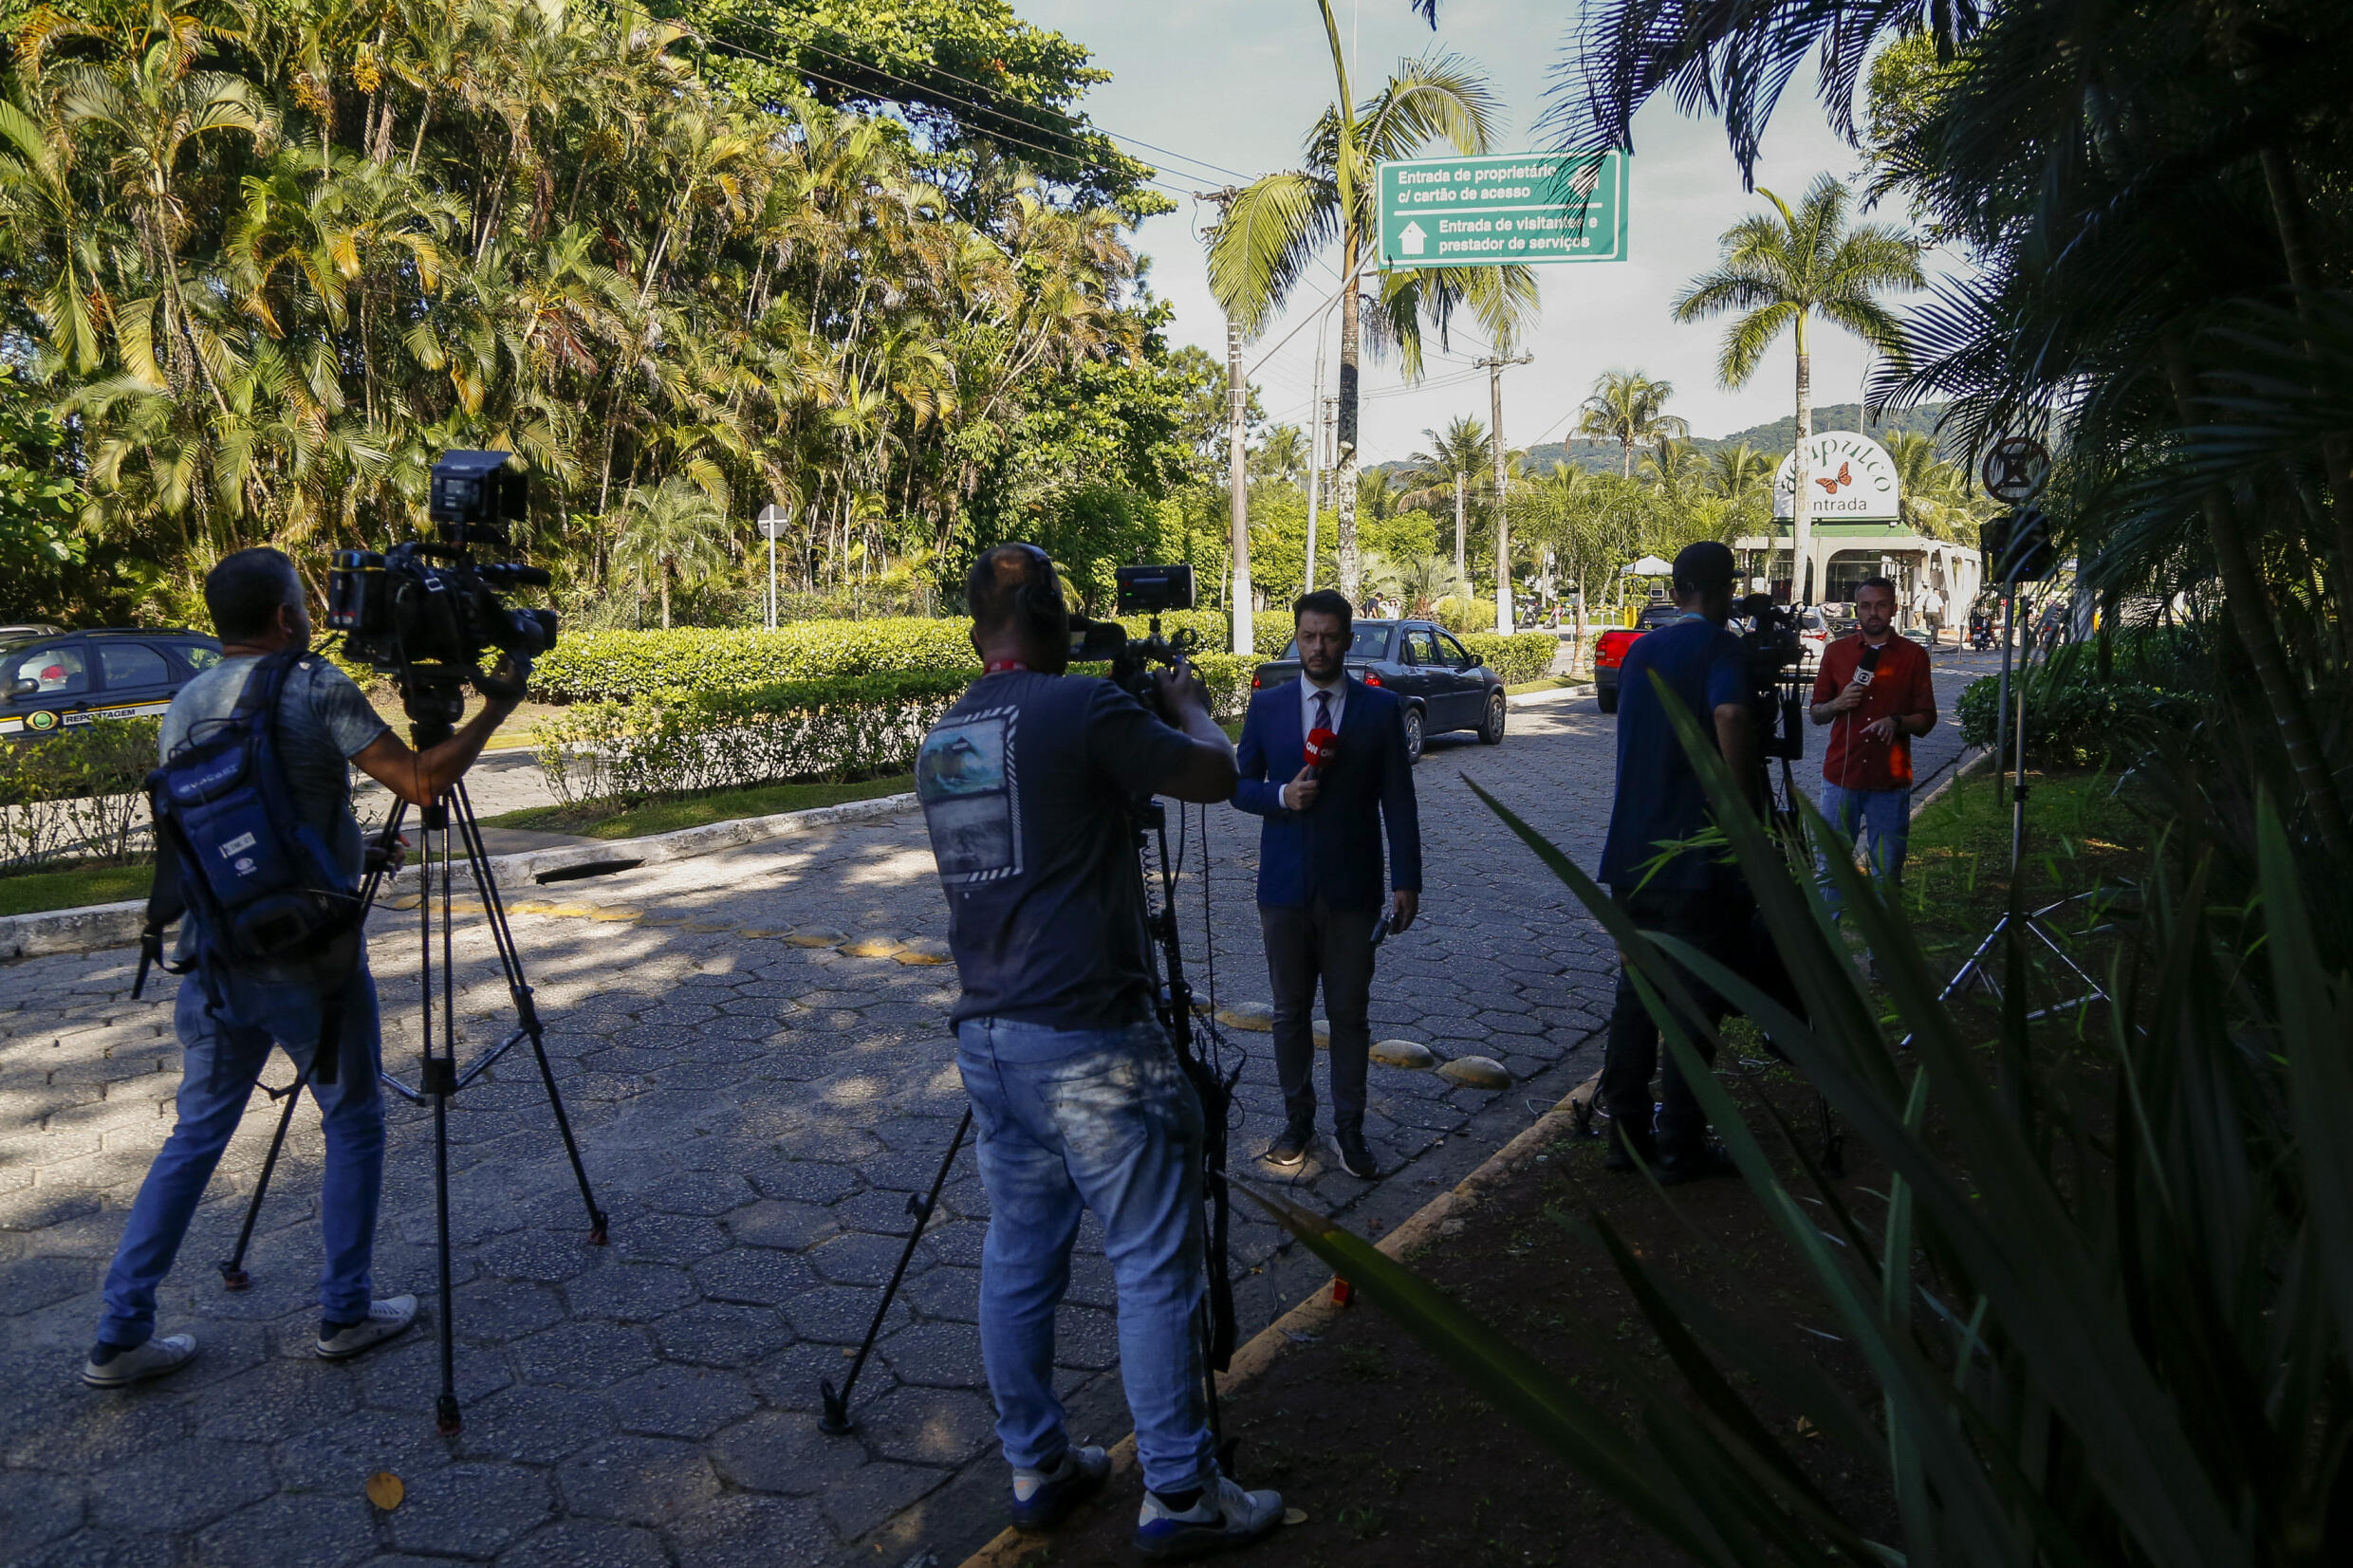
[{"left": 1376, "top": 151, "right": 1627, "bottom": 269}]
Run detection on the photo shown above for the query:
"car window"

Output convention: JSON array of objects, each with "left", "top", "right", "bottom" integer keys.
[
  {"left": 12, "top": 644, "right": 87, "bottom": 696},
  {"left": 1349, "top": 624, "right": 1392, "bottom": 659},
  {"left": 1401, "top": 629, "right": 1441, "bottom": 665},
  {"left": 176, "top": 642, "right": 223, "bottom": 673},
  {"left": 1436, "top": 632, "right": 1472, "bottom": 666},
  {"left": 99, "top": 642, "right": 172, "bottom": 689}
]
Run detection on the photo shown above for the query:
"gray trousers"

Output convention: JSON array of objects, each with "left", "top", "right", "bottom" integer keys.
[{"left": 1258, "top": 899, "right": 1379, "bottom": 1131}]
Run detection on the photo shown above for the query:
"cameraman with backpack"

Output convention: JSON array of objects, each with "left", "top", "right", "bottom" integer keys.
[{"left": 84, "top": 547, "right": 528, "bottom": 1389}]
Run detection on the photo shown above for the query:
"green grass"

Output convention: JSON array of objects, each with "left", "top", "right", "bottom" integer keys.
[
  {"left": 0, "top": 859, "right": 154, "bottom": 917},
  {"left": 1899, "top": 762, "right": 2143, "bottom": 949},
  {"left": 1504, "top": 674, "right": 1587, "bottom": 696},
  {"left": 479, "top": 772, "right": 914, "bottom": 840}
]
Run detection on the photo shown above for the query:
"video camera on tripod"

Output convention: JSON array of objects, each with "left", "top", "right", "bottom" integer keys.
[
  {"left": 1734, "top": 592, "right": 1808, "bottom": 765},
  {"left": 326, "top": 452, "right": 560, "bottom": 714},
  {"left": 1070, "top": 564, "right": 1203, "bottom": 721}
]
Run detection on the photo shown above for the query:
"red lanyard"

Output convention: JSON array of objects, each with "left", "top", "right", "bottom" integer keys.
[{"left": 983, "top": 659, "right": 1030, "bottom": 673}]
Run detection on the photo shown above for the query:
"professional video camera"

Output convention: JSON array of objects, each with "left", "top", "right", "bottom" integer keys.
[
  {"left": 1069, "top": 564, "right": 1203, "bottom": 719},
  {"left": 1734, "top": 592, "right": 1807, "bottom": 764},
  {"left": 326, "top": 452, "right": 560, "bottom": 685}
]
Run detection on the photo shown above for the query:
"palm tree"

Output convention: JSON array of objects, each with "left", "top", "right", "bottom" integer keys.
[
  {"left": 1883, "top": 430, "right": 1990, "bottom": 543},
  {"left": 1399, "top": 415, "right": 1491, "bottom": 577},
  {"left": 1254, "top": 423, "right": 1309, "bottom": 487},
  {"left": 1673, "top": 174, "right": 1922, "bottom": 603},
  {"left": 613, "top": 477, "right": 729, "bottom": 628},
  {"left": 1207, "top": 22, "right": 1534, "bottom": 604},
  {"left": 1707, "top": 443, "right": 1775, "bottom": 508},
  {"left": 1576, "top": 370, "right": 1687, "bottom": 479}
]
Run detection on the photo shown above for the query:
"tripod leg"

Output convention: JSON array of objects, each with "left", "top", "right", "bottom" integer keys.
[
  {"left": 820, "top": 1107, "right": 972, "bottom": 1435},
  {"left": 450, "top": 782, "right": 606, "bottom": 1244},
  {"left": 217, "top": 1064, "right": 312, "bottom": 1290}
]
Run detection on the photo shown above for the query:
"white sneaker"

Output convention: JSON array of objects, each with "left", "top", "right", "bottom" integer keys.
[
  {"left": 1135, "top": 1473, "right": 1285, "bottom": 1559},
  {"left": 315, "top": 1295, "right": 418, "bottom": 1360},
  {"left": 83, "top": 1333, "right": 198, "bottom": 1389}
]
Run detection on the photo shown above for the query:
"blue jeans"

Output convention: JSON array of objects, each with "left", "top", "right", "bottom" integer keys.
[
  {"left": 98, "top": 963, "right": 385, "bottom": 1347},
  {"left": 1816, "top": 784, "right": 1912, "bottom": 913},
  {"left": 956, "top": 1017, "right": 1213, "bottom": 1495}
]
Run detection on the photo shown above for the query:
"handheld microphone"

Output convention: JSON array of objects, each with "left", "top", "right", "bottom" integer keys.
[
  {"left": 1304, "top": 726, "right": 1338, "bottom": 775},
  {"left": 1854, "top": 641, "right": 1883, "bottom": 688}
]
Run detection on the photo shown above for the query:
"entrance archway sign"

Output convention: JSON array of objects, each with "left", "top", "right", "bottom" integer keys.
[
  {"left": 1980, "top": 434, "right": 2051, "bottom": 505},
  {"left": 1772, "top": 432, "right": 1900, "bottom": 523},
  {"left": 1377, "top": 152, "right": 1629, "bottom": 268},
  {"left": 758, "top": 503, "right": 794, "bottom": 630}
]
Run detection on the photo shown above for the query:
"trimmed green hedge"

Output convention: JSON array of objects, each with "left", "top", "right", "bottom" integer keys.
[
  {"left": 531, "top": 672, "right": 971, "bottom": 806},
  {"left": 1457, "top": 631, "right": 1562, "bottom": 687},
  {"left": 531, "top": 656, "right": 1260, "bottom": 807},
  {"left": 1956, "top": 667, "right": 2179, "bottom": 766},
  {"left": 531, "top": 620, "right": 976, "bottom": 702},
  {"left": 1, "top": 719, "right": 158, "bottom": 869}
]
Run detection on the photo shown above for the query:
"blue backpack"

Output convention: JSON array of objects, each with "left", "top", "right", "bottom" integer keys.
[{"left": 136, "top": 651, "right": 362, "bottom": 998}]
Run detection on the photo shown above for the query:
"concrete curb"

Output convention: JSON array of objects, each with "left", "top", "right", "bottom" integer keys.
[
  {"left": 954, "top": 1079, "right": 1595, "bottom": 1568},
  {"left": 1507, "top": 682, "right": 1595, "bottom": 710},
  {"left": 0, "top": 791, "right": 921, "bottom": 962},
  {"left": 1913, "top": 746, "right": 1989, "bottom": 815}
]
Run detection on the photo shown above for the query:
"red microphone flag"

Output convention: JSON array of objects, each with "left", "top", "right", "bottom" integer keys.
[{"left": 1305, "top": 727, "right": 1339, "bottom": 774}]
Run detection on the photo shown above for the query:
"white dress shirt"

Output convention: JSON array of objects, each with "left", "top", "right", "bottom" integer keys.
[{"left": 1301, "top": 671, "right": 1346, "bottom": 739}]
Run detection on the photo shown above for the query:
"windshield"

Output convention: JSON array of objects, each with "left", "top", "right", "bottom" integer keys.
[{"left": 1282, "top": 624, "right": 1395, "bottom": 660}]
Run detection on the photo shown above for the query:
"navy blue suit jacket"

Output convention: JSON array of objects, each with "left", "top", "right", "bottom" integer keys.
[{"left": 1232, "top": 676, "right": 1422, "bottom": 910}]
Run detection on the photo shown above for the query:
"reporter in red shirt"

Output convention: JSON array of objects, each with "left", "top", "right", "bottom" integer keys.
[{"left": 1807, "top": 579, "right": 1937, "bottom": 911}]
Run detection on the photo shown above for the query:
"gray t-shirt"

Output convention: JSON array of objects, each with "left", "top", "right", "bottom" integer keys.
[{"left": 160, "top": 653, "right": 390, "bottom": 979}]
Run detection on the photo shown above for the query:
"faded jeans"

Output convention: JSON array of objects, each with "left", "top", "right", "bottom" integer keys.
[
  {"left": 955, "top": 1016, "right": 1213, "bottom": 1495},
  {"left": 1815, "top": 784, "right": 1913, "bottom": 914},
  {"left": 98, "top": 963, "right": 384, "bottom": 1347}
]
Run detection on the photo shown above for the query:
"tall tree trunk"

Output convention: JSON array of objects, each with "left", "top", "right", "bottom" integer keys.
[
  {"left": 1335, "top": 231, "right": 1362, "bottom": 603},
  {"left": 1791, "top": 311, "right": 1813, "bottom": 603},
  {"left": 2252, "top": 144, "right": 2353, "bottom": 615},
  {"left": 2163, "top": 345, "right": 2351, "bottom": 859},
  {"left": 1621, "top": 437, "right": 1632, "bottom": 480},
  {"left": 660, "top": 575, "right": 671, "bottom": 630}
]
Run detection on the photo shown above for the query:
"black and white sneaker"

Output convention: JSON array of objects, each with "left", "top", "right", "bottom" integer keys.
[
  {"left": 1332, "top": 1128, "right": 1379, "bottom": 1179},
  {"left": 1135, "top": 1474, "right": 1285, "bottom": 1559},
  {"left": 83, "top": 1334, "right": 198, "bottom": 1389},
  {"left": 316, "top": 1295, "right": 418, "bottom": 1360},
  {"left": 1265, "top": 1116, "right": 1313, "bottom": 1169}
]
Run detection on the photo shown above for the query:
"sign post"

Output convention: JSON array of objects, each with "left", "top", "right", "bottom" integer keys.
[
  {"left": 757, "top": 504, "right": 793, "bottom": 630},
  {"left": 1376, "top": 152, "right": 1628, "bottom": 269}
]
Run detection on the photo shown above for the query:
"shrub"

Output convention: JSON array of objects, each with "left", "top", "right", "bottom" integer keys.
[
  {"left": 531, "top": 620, "right": 977, "bottom": 702},
  {"left": 1456, "top": 631, "right": 1560, "bottom": 686},
  {"left": 531, "top": 657, "right": 1258, "bottom": 808},
  {"left": 1433, "top": 595, "right": 1494, "bottom": 634},
  {"left": 0, "top": 720, "right": 159, "bottom": 870},
  {"left": 1956, "top": 660, "right": 2178, "bottom": 766},
  {"left": 531, "top": 672, "right": 972, "bottom": 806}
]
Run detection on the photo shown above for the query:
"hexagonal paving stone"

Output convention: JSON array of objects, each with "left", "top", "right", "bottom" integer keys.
[
  {"left": 854, "top": 1384, "right": 997, "bottom": 1467},
  {"left": 193, "top": 1357, "right": 361, "bottom": 1445},
  {"left": 556, "top": 1433, "right": 717, "bottom": 1523},
  {"left": 607, "top": 1363, "right": 757, "bottom": 1440},
  {"left": 562, "top": 1261, "right": 699, "bottom": 1322},
  {"left": 87, "top": 1437, "right": 278, "bottom": 1533},
  {"left": 874, "top": 1320, "right": 987, "bottom": 1389},
  {"left": 492, "top": 1519, "right": 670, "bottom": 1568},
  {"left": 384, "top": 1462, "right": 555, "bottom": 1559},
  {"left": 725, "top": 1200, "right": 837, "bottom": 1251},
  {"left": 819, "top": 1460, "right": 950, "bottom": 1540},
  {"left": 453, "top": 1384, "right": 616, "bottom": 1467},
  {"left": 689, "top": 1246, "right": 820, "bottom": 1308},
  {"left": 0, "top": 1468, "right": 83, "bottom": 1560},
  {"left": 806, "top": 1231, "right": 932, "bottom": 1288},
  {"left": 652, "top": 1301, "right": 795, "bottom": 1368},
  {"left": 508, "top": 1320, "right": 659, "bottom": 1390},
  {"left": 706, "top": 1408, "right": 869, "bottom": 1497},
  {"left": 188, "top": 1491, "right": 378, "bottom": 1568},
  {"left": 666, "top": 1493, "right": 834, "bottom": 1568}
]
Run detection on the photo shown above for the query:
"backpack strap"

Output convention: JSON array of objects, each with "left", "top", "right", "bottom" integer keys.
[{"left": 132, "top": 803, "right": 194, "bottom": 1001}]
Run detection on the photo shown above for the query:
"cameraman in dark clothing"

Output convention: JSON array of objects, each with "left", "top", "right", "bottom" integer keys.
[
  {"left": 1596, "top": 541, "right": 1779, "bottom": 1183},
  {"left": 915, "top": 544, "right": 1284, "bottom": 1559}
]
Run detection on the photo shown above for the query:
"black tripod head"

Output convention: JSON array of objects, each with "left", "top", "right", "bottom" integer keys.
[{"left": 398, "top": 671, "right": 470, "bottom": 749}]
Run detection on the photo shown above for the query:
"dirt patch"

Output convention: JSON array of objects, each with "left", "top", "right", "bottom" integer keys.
[{"left": 1002, "top": 1069, "right": 1898, "bottom": 1568}]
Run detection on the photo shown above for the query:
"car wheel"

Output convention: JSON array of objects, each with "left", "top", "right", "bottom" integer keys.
[
  {"left": 1402, "top": 705, "right": 1425, "bottom": 764},
  {"left": 1477, "top": 690, "right": 1506, "bottom": 745},
  {"left": 1597, "top": 684, "right": 1619, "bottom": 714}
]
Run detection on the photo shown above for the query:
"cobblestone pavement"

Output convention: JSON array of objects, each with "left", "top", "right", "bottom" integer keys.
[{"left": 0, "top": 652, "right": 1995, "bottom": 1568}]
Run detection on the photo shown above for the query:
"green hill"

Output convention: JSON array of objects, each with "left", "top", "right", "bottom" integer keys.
[{"left": 1512, "top": 401, "right": 1953, "bottom": 474}]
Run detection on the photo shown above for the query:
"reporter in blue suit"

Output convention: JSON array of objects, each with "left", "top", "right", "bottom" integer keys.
[{"left": 1232, "top": 590, "right": 1422, "bottom": 1178}]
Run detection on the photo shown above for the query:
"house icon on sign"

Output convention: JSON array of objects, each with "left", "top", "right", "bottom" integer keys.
[{"left": 1399, "top": 221, "right": 1427, "bottom": 256}]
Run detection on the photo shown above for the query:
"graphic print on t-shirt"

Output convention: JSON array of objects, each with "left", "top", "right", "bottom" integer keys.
[{"left": 917, "top": 706, "right": 1019, "bottom": 883}]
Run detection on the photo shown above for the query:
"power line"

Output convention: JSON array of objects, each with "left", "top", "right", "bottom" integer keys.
[{"left": 717, "top": 23, "right": 1255, "bottom": 194}]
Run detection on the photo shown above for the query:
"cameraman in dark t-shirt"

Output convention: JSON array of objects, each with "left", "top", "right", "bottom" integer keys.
[
  {"left": 916, "top": 544, "right": 1283, "bottom": 1558},
  {"left": 1597, "top": 541, "right": 1791, "bottom": 1184}
]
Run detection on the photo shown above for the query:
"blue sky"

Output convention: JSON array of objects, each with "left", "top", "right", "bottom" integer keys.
[{"left": 1025, "top": 0, "right": 1964, "bottom": 463}]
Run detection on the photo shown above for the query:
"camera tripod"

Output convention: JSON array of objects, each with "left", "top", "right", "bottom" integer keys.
[
  {"left": 1926, "top": 580, "right": 2108, "bottom": 1023},
  {"left": 816, "top": 795, "right": 1241, "bottom": 1466},
  {"left": 214, "top": 677, "right": 607, "bottom": 1435}
]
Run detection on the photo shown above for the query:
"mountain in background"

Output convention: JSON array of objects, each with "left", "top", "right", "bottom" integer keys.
[{"left": 1374, "top": 401, "right": 1954, "bottom": 476}]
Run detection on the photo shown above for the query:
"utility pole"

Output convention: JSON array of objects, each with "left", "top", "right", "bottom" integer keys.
[
  {"left": 1453, "top": 471, "right": 1467, "bottom": 583},
  {"left": 1198, "top": 187, "right": 1251, "bottom": 654},
  {"left": 1307, "top": 395, "right": 1337, "bottom": 592},
  {"left": 1478, "top": 351, "right": 1533, "bottom": 635}
]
